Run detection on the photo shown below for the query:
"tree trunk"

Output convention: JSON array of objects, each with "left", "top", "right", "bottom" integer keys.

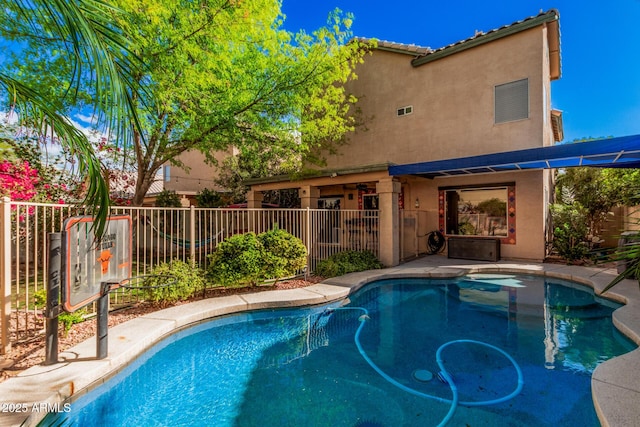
[{"left": 132, "top": 168, "right": 157, "bottom": 206}]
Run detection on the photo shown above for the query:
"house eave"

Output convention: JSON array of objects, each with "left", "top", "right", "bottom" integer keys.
[
  {"left": 551, "top": 109, "right": 564, "bottom": 142},
  {"left": 244, "top": 163, "right": 392, "bottom": 186},
  {"left": 411, "top": 9, "right": 561, "bottom": 81}
]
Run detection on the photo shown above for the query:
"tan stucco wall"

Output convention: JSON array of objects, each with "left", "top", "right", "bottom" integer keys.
[
  {"left": 322, "top": 27, "right": 551, "bottom": 170},
  {"left": 401, "top": 170, "right": 548, "bottom": 261},
  {"left": 163, "top": 149, "right": 232, "bottom": 194}
]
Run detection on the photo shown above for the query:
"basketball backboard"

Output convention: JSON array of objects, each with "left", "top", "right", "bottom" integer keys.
[{"left": 62, "top": 215, "right": 132, "bottom": 312}]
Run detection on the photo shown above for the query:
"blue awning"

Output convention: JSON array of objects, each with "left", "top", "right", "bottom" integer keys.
[{"left": 388, "top": 134, "right": 640, "bottom": 178}]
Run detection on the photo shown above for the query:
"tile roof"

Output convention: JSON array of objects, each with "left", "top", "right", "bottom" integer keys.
[
  {"left": 413, "top": 9, "right": 559, "bottom": 63},
  {"left": 356, "top": 9, "right": 560, "bottom": 67},
  {"left": 354, "top": 37, "right": 432, "bottom": 56},
  {"left": 108, "top": 169, "right": 164, "bottom": 197}
]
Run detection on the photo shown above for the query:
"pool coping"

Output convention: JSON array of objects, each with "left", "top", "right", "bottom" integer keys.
[{"left": 1, "top": 256, "right": 639, "bottom": 427}]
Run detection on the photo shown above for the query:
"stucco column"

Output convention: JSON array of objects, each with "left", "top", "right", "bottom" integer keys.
[
  {"left": 376, "top": 178, "right": 401, "bottom": 267},
  {"left": 246, "top": 190, "right": 263, "bottom": 208},
  {"left": 298, "top": 186, "right": 320, "bottom": 209}
]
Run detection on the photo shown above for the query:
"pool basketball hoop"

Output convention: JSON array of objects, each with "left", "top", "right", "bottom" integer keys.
[
  {"left": 62, "top": 215, "right": 132, "bottom": 312},
  {"left": 43, "top": 215, "right": 132, "bottom": 364}
]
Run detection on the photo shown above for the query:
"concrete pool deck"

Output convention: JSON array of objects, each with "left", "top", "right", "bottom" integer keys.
[{"left": 1, "top": 255, "right": 639, "bottom": 426}]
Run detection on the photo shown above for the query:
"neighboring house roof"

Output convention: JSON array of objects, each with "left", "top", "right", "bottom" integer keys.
[
  {"left": 146, "top": 175, "right": 165, "bottom": 195},
  {"left": 108, "top": 169, "right": 164, "bottom": 197},
  {"left": 358, "top": 9, "right": 561, "bottom": 79}
]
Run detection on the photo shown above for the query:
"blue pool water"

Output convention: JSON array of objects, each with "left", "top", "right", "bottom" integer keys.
[{"left": 40, "top": 275, "right": 636, "bottom": 426}]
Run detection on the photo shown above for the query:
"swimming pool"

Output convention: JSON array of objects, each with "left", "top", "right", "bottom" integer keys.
[{"left": 40, "top": 274, "right": 636, "bottom": 426}]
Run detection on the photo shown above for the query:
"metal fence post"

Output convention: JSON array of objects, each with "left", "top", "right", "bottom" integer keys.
[
  {"left": 189, "top": 205, "right": 196, "bottom": 266},
  {"left": 1, "top": 197, "right": 11, "bottom": 355},
  {"left": 306, "top": 207, "right": 311, "bottom": 273}
]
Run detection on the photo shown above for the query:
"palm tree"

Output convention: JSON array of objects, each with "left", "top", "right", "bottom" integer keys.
[{"left": 0, "top": 0, "right": 145, "bottom": 236}]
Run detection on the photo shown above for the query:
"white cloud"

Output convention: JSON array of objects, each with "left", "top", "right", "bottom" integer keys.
[
  {"left": 0, "top": 110, "right": 18, "bottom": 124},
  {"left": 74, "top": 113, "right": 98, "bottom": 126}
]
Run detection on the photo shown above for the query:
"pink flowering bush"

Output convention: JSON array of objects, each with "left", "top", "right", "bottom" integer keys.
[
  {"left": 0, "top": 160, "right": 39, "bottom": 201},
  {"left": 0, "top": 159, "right": 75, "bottom": 206}
]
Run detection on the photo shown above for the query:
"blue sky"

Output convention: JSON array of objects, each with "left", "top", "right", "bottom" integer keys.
[{"left": 281, "top": 1, "right": 640, "bottom": 143}]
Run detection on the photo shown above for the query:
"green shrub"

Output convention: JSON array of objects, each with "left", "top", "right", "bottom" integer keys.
[
  {"left": 258, "top": 227, "right": 307, "bottom": 279},
  {"left": 141, "top": 260, "right": 206, "bottom": 306},
  {"left": 195, "top": 188, "right": 225, "bottom": 208},
  {"left": 33, "top": 289, "right": 87, "bottom": 336},
  {"left": 207, "top": 229, "right": 307, "bottom": 286},
  {"left": 207, "top": 232, "right": 264, "bottom": 286},
  {"left": 155, "top": 190, "right": 182, "bottom": 207},
  {"left": 58, "top": 310, "right": 86, "bottom": 335},
  {"left": 314, "top": 250, "right": 383, "bottom": 278},
  {"left": 550, "top": 204, "right": 590, "bottom": 262}
]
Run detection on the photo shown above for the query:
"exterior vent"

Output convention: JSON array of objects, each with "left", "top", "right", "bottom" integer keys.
[
  {"left": 447, "top": 237, "right": 501, "bottom": 262},
  {"left": 495, "top": 78, "right": 528, "bottom": 123},
  {"left": 397, "top": 105, "right": 413, "bottom": 116}
]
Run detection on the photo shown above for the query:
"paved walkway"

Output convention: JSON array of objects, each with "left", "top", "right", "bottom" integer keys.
[{"left": 1, "top": 256, "right": 639, "bottom": 426}]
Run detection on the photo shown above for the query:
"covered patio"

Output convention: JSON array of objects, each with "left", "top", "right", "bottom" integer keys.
[{"left": 247, "top": 134, "right": 640, "bottom": 267}]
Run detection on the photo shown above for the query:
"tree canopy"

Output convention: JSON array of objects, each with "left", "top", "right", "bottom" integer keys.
[
  {"left": 4, "top": 0, "right": 367, "bottom": 206},
  {"left": 555, "top": 167, "right": 640, "bottom": 236}
]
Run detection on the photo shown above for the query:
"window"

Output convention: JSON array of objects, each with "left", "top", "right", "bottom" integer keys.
[
  {"left": 362, "top": 194, "right": 379, "bottom": 210},
  {"left": 318, "top": 197, "right": 341, "bottom": 210},
  {"left": 360, "top": 193, "right": 379, "bottom": 218},
  {"left": 444, "top": 186, "right": 508, "bottom": 237},
  {"left": 163, "top": 165, "right": 171, "bottom": 182},
  {"left": 495, "top": 78, "right": 528, "bottom": 124},
  {"left": 318, "top": 197, "right": 342, "bottom": 244},
  {"left": 397, "top": 105, "right": 413, "bottom": 116}
]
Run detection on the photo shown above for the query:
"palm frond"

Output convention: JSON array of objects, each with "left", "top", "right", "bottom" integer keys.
[
  {"left": 0, "top": 74, "right": 110, "bottom": 237},
  {"left": 2, "top": 0, "right": 149, "bottom": 236}
]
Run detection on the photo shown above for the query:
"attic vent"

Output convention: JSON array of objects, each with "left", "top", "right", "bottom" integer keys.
[{"left": 397, "top": 105, "right": 413, "bottom": 116}]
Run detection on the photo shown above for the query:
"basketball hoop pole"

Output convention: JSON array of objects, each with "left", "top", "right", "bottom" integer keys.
[
  {"left": 45, "top": 233, "right": 62, "bottom": 365},
  {"left": 96, "top": 281, "right": 111, "bottom": 360}
]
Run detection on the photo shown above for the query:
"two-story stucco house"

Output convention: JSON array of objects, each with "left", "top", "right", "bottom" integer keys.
[
  {"left": 161, "top": 148, "right": 237, "bottom": 206},
  {"left": 246, "top": 9, "right": 563, "bottom": 266}
]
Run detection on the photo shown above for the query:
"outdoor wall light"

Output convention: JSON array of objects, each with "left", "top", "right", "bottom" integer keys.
[{"left": 415, "top": 198, "right": 420, "bottom": 208}]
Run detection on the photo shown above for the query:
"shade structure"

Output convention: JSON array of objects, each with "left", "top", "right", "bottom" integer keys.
[{"left": 388, "top": 134, "right": 640, "bottom": 178}]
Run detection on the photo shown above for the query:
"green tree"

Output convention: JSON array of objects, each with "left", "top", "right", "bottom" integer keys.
[
  {"left": 550, "top": 203, "right": 590, "bottom": 261},
  {"left": 155, "top": 190, "right": 182, "bottom": 207},
  {"left": 195, "top": 188, "right": 225, "bottom": 208},
  {"left": 476, "top": 198, "right": 507, "bottom": 217},
  {"left": 10, "top": 0, "right": 367, "bottom": 206},
  {"left": 555, "top": 167, "right": 640, "bottom": 237},
  {"left": 0, "top": 1, "right": 147, "bottom": 235}
]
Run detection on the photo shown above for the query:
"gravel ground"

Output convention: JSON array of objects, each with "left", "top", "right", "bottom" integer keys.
[{"left": 0, "top": 277, "right": 322, "bottom": 384}]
